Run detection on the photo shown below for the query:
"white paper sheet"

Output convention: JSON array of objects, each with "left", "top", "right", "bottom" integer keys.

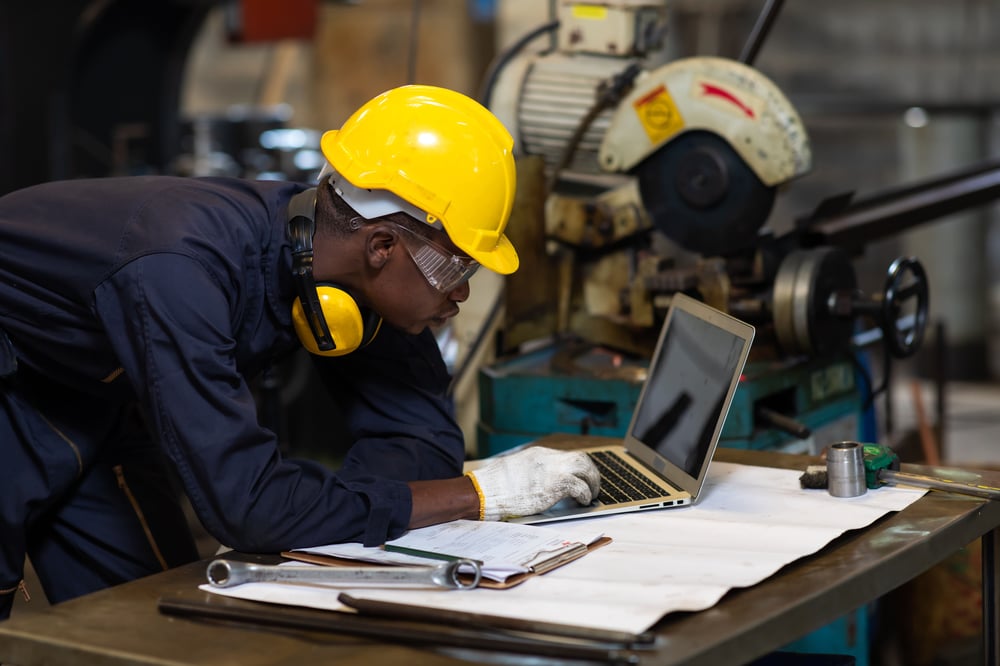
[
  {"left": 290, "top": 520, "right": 605, "bottom": 582},
  {"left": 202, "top": 462, "right": 927, "bottom": 634}
]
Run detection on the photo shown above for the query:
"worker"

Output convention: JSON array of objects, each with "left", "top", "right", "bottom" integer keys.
[{"left": 0, "top": 84, "right": 600, "bottom": 619}]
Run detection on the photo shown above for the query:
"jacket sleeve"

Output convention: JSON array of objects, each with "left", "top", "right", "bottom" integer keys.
[
  {"left": 313, "top": 325, "right": 466, "bottom": 484},
  {"left": 93, "top": 253, "right": 419, "bottom": 549}
]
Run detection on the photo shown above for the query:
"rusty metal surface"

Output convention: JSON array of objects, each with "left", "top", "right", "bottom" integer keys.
[{"left": 2, "top": 438, "right": 999, "bottom": 666}]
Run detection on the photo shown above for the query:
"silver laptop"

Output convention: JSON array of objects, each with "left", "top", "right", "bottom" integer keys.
[{"left": 511, "top": 292, "right": 755, "bottom": 524}]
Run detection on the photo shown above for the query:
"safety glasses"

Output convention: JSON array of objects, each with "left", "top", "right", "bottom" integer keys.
[{"left": 392, "top": 223, "right": 480, "bottom": 293}]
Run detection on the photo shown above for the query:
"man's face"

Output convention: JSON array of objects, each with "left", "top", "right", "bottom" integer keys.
[{"left": 366, "top": 225, "right": 473, "bottom": 335}]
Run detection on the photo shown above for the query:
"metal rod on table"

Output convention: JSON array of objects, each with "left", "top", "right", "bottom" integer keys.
[
  {"left": 878, "top": 469, "right": 1000, "bottom": 502},
  {"left": 338, "top": 593, "right": 656, "bottom": 648},
  {"left": 158, "top": 597, "right": 640, "bottom": 665}
]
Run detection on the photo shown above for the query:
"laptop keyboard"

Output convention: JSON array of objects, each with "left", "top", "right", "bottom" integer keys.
[{"left": 589, "top": 450, "right": 670, "bottom": 504}]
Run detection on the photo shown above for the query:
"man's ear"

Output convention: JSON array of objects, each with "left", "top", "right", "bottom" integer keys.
[{"left": 365, "top": 225, "right": 398, "bottom": 270}]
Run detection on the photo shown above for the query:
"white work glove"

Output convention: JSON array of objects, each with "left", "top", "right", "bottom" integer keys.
[{"left": 468, "top": 447, "right": 601, "bottom": 521}]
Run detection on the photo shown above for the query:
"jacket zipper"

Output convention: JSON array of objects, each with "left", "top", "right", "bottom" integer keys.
[{"left": 114, "top": 465, "right": 170, "bottom": 571}]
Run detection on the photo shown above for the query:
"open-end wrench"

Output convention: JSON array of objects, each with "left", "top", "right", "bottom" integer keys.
[{"left": 206, "top": 558, "right": 482, "bottom": 590}]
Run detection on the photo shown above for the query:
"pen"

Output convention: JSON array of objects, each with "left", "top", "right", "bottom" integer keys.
[{"left": 383, "top": 544, "right": 484, "bottom": 566}]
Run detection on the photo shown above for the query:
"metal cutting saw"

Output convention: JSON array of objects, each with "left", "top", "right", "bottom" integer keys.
[{"left": 486, "top": 0, "right": 931, "bottom": 369}]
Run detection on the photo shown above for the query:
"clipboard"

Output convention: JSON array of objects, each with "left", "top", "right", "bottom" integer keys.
[{"left": 281, "top": 536, "right": 612, "bottom": 589}]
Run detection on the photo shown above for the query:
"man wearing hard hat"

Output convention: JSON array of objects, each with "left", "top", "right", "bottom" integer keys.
[{"left": 0, "top": 85, "right": 599, "bottom": 619}]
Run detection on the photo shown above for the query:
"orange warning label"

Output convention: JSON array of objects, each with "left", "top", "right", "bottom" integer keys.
[{"left": 632, "top": 84, "right": 684, "bottom": 145}]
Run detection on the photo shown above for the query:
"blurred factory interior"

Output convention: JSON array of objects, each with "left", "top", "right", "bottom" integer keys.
[{"left": 5, "top": 1, "right": 1000, "bottom": 663}]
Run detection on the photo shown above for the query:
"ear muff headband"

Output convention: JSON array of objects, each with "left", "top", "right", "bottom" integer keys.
[{"left": 288, "top": 188, "right": 381, "bottom": 357}]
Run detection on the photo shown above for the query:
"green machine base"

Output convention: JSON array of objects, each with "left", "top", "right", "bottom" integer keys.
[{"left": 476, "top": 342, "right": 864, "bottom": 458}]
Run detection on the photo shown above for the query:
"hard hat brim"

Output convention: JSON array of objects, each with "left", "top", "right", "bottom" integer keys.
[{"left": 471, "top": 232, "right": 519, "bottom": 275}]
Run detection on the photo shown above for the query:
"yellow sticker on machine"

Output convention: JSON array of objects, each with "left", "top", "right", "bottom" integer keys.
[
  {"left": 632, "top": 84, "right": 685, "bottom": 145},
  {"left": 571, "top": 4, "right": 608, "bottom": 20}
]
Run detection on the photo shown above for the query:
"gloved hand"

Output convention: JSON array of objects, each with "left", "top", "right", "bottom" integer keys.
[{"left": 468, "top": 447, "right": 601, "bottom": 521}]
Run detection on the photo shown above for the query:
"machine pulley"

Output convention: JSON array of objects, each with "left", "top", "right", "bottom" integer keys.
[{"left": 771, "top": 247, "right": 929, "bottom": 359}]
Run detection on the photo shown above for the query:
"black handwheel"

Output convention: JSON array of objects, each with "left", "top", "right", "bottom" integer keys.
[{"left": 882, "top": 256, "right": 929, "bottom": 358}]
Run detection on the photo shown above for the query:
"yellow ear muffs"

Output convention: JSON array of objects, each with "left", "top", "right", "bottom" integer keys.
[
  {"left": 288, "top": 187, "right": 382, "bottom": 357},
  {"left": 292, "top": 285, "right": 382, "bottom": 357}
]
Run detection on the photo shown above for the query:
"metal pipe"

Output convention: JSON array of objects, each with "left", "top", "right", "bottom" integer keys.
[
  {"left": 798, "top": 160, "right": 1000, "bottom": 249},
  {"left": 738, "top": 0, "right": 785, "bottom": 66}
]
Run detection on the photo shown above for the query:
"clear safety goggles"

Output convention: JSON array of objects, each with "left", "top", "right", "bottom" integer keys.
[{"left": 392, "top": 223, "right": 480, "bottom": 293}]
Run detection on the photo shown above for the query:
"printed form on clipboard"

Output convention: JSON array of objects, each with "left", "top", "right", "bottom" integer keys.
[{"left": 284, "top": 519, "right": 610, "bottom": 589}]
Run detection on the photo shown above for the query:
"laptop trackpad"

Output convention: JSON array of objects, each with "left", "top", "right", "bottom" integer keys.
[{"left": 539, "top": 497, "right": 598, "bottom": 517}]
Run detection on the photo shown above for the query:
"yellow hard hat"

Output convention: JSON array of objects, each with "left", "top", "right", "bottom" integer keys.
[{"left": 320, "top": 85, "right": 519, "bottom": 274}]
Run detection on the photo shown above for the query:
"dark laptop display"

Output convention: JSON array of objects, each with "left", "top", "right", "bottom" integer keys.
[
  {"left": 512, "top": 293, "right": 755, "bottom": 524},
  {"left": 630, "top": 305, "right": 750, "bottom": 478}
]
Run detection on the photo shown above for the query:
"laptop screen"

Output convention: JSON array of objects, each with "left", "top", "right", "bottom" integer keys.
[{"left": 626, "top": 293, "right": 754, "bottom": 488}]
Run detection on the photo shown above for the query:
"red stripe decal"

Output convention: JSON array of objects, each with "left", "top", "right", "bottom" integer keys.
[{"left": 700, "top": 83, "right": 755, "bottom": 119}]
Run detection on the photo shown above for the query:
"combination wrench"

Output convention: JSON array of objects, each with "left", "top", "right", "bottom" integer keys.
[{"left": 206, "top": 558, "right": 482, "bottom": 590}]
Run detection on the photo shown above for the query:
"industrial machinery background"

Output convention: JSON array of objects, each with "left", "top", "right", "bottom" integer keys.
[
  {"left": 472, "top": 0, "right": 1000, "bottom": 462},
  {"left": 486, "top": 0, "right": 930, "bottom": 368}
]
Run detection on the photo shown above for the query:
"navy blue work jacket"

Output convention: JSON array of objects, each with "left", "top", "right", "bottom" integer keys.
[{"left": 0, "top": 176, "right": 465, "bottom": 549}]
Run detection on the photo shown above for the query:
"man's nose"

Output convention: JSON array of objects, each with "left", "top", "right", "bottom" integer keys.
[{"left": 448, "top": 280, "right": 471, "bottom": 302}]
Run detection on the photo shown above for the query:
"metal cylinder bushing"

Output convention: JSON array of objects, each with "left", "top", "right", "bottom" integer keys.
[{"left": 826, "top": 441, "right": 867, "bottom": 498}]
